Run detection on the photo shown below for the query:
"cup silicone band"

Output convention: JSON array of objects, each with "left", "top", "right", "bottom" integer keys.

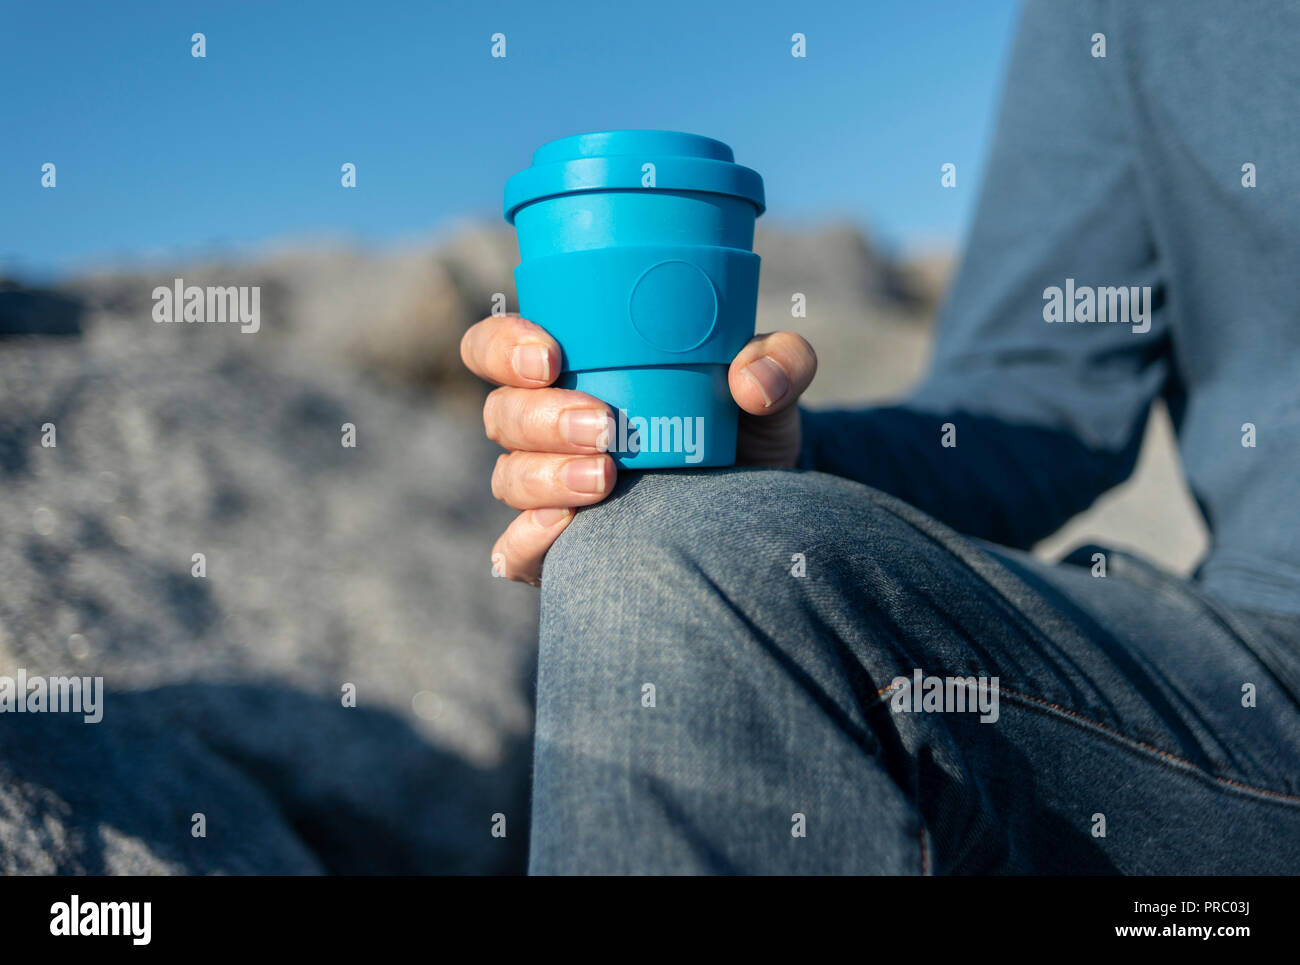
[{"left": 512, "top": 244, "right": 760, "bottom": 372}]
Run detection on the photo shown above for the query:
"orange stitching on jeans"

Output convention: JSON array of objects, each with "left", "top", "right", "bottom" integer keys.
[{"left": 994, "top": 685, "right": 1300, "bottom": 804}]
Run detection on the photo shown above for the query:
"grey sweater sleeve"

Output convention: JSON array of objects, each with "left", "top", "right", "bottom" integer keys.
[{"left": 799, "top": 0, "right": 1172, "bottom": 549}]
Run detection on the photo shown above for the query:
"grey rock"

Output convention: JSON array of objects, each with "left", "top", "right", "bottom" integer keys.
[
  {"left": 0, "top": 280, "right": 85, "bottom": 338},
  {"left": 755, "top": 221, "right": 927, "bottom": 312},
  {"left": 0, "top": 320, "right": 535, "bottom": 873}
]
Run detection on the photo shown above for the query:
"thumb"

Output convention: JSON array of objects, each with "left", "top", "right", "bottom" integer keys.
[
  {"left": 728, "top": 331, "right": 818, "bottom": 415},
  {"left": 728, "top": 332, "right": 817, "bottom": 468}
]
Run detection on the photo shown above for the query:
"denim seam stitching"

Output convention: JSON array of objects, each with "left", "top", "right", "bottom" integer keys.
[
  {"left": 867, "top": 680, "right": 1300, "bottom": 805},
  {"left": 853, "top": 488, "right": 1300, "bottom": 800},
  {"left": 993, "top": 685, "right": 1300, "bottom": 806}
]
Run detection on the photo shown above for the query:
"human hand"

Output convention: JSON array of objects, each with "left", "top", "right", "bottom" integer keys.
[{"left": 461, "top": 314, "right": 816, "bottom": 584}]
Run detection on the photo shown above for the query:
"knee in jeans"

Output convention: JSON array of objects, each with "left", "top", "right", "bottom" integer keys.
[
  {"left": 542, "top": 468, "right": 826, "bottom": 590},
  {"left": 542, "top": 465, "right": 985, "bottom": 658}
]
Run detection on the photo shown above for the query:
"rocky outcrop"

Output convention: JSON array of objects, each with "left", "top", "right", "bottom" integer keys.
[{"left": 0, "top": 300, "right": 537, "bottom": 873}]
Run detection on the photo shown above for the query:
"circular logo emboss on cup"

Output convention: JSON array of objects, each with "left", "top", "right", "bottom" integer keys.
[{"left": 628, "top": 260, "right": 718, "bottom": 353}]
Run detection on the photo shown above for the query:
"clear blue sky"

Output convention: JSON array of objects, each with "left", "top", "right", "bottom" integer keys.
[{"left": 1, "top": 0, "right": 1020, "bottom": 280}]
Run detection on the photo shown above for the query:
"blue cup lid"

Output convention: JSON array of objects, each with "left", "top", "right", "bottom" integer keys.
[{"left": 504, "top": 129, "right": 765, "bottom": 223}]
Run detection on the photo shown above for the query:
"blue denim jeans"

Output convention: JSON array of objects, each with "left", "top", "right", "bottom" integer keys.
[{"left": 531, "top": 469, "right": 1300, "bottom": 874}]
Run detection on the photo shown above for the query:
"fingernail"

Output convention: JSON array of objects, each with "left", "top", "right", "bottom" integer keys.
[
  {"left": 741, "top": 356, "right": 790, "bottom": 408},
  {"left": 561, "top": 409, "right": 611, "bottom": 450},
  {"left": 532, "top": 507, "right": 572, "bottom": 528},
  {"left": 563, "top": 458, "right": 609, "bottom": 495},
  {"left": 512, "top": 344, "right": 551, "bottom": 382}
]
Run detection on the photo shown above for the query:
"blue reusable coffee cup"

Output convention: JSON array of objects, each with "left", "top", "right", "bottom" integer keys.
[{"left": 504, "top": 130, "right": 765, "bottom": 468}]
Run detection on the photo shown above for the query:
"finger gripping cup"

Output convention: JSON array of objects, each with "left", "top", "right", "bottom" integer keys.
[{"left": 505, "top": 130, "right": 765, "bottom": 468}]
